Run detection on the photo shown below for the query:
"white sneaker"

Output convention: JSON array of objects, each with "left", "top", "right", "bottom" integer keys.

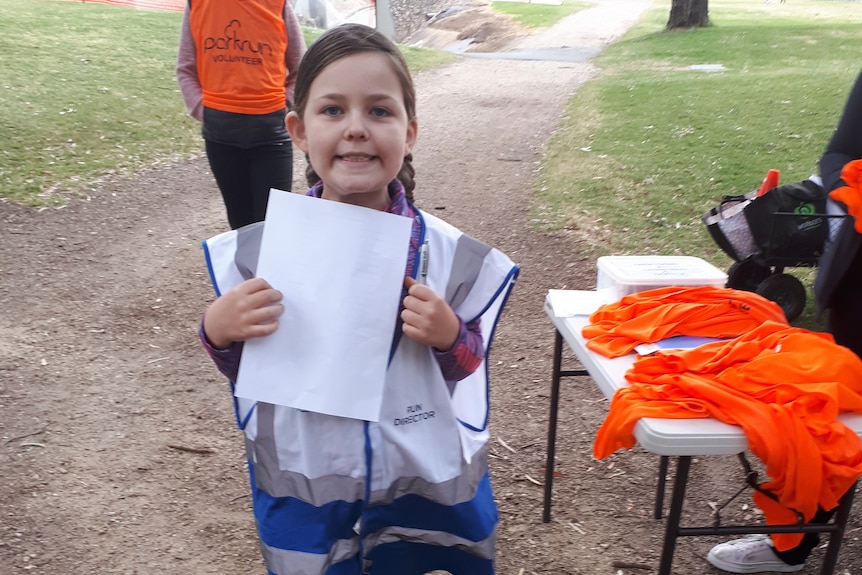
[{"left": 706, "top": 534, "right": 805, "bottom": 573}]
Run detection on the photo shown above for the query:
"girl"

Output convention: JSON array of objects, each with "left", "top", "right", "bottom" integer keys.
[{"left": 200, "top": 23, "right": 519, "bottom": 575}]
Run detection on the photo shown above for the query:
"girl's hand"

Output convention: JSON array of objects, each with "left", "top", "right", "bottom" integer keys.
[
  {"left": 203, "top": 278, "right": 284, "bottom": 349},
  {"left": 401, "top": 276, "right": 460, "bottom": 351}
]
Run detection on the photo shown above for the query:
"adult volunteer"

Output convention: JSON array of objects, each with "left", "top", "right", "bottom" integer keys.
[{"left": 176, "top": 0, "right": 306, "bottom": 229}]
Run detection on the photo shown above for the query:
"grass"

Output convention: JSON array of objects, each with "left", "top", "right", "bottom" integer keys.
[
  {"left": 0, "top": 0, "right": 452, "bottom": 206},
  {"left": 491, "top": 0, "right": 590, "bottom": 28},
  {"left": 5, "top": 0, "right": 858, "bottom": 327},
  {"left": 534, "top": 0, "right": 862, "bottom": 328},
  {"left": 0, "top": 0, "right": 197, "bottom": 204}
]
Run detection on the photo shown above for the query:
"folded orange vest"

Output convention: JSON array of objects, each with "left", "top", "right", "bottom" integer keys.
[
  {"left": 592, "top": 319, "right": 862, "bottom": 551},
  {"left": 583, "top": 286, "right": 788, "bottom": 358}
]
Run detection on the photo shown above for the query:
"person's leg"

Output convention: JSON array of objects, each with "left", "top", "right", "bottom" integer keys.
[
  {"left": 707, "top": 533, "right": 805, "bottom": 573},
  {"left": 709, "top": 247, "right": 862, "bottom": 574},
  {"left": 205, "top": 140, "right": 255, "bottom": 230},
  {"left": 249, "top": 140, "right": 293, "bottom": 223},
  {"left": 827, "top": 255, "right": 862, "bottom": 357},
  {"left": 771, "top": 506, "right": 836, "bottom": 565}
]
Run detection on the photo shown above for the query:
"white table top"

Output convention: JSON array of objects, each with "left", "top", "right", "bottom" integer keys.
[{"left": 545, "top": 292, "right": 862, "bottom": 456}]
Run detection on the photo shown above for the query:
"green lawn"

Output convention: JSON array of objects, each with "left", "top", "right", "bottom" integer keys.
[
  {"left": 534, "top": 0, "right": 862, "bottom": 328},
  {"left": 491, "top": 0, "right": 590, "bottom": 28},
  {"left": 4, "top": 0, "right": 859, "bottom": 327},
  {"left": 0, "top": 0, "right": 451, "bottom": 205}
]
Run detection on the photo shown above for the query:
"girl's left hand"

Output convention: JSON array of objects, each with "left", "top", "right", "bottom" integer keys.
[{"left": 401, "top": 276, "right": 460, "bottom": 351}]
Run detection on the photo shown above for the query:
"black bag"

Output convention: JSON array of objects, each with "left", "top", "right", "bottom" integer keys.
[
  {"left": 703, "top": 179, "right": 828, "bottom": 263},
  {"left": 744, "top": 179, "right": 828, "bottom": 261},
  {"left": 703, "top": 192, "right": 759, "bottom": 262}
]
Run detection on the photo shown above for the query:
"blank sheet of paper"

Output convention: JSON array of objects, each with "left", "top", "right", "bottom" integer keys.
[{"left": 234, "top": 190, "right": 413, "bottom": 421}]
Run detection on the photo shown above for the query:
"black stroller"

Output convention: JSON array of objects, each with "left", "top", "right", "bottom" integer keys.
[{"left": 702, "top": 178, "right": 842, "bottom": 321}]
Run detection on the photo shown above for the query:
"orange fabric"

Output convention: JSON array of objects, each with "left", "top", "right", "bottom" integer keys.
[
  {"left": 191, "top": 0, "right": 288, "bottom": 115},
  {"left": 830, "top": 159, "right": 862, "bottom": 233},
  {"left": 756, "top": 168, "right": 780, "bottom": 197},
  {"left": 593, "top": 320, "right": 862, "bottom": 550},
  {"left": 582, "top": 286, "right": 787, "bottom": 358}
]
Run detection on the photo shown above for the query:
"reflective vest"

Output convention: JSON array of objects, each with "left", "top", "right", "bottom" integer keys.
[
  {"left": 203, "top": 209, "right": 519, "bottom": 575},
  {"left": 190, "top": 0, "right": 289, "bottom": 115}
]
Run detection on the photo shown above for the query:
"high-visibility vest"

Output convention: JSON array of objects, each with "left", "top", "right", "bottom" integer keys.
[
  {"left": 190, "top": 0, "right": 289, "bottom": 115},
  {"left": 203, "top": 209, "right": 519, "bottom": 575}
]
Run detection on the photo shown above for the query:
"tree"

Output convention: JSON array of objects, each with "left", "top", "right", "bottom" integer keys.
[{"left": 667, "top": 0, "right": 709, "bottom": 29}]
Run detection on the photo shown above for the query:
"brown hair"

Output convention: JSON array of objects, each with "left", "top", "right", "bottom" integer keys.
[{"left": 292, "top": 24, "right": 417, "bottom": 201}]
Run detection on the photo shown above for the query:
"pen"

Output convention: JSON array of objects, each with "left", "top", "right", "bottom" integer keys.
[{"left": 418, "top": 240, "right": 429, "bottom": 285}]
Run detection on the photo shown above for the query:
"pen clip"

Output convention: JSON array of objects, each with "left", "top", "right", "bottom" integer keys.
[{"left": 418, "top": 240, "right": 429, "bottom": 285}]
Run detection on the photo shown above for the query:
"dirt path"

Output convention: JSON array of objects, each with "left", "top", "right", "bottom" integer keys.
[{"left": 2, "top": 2, "right": 859, "bottom": 574}]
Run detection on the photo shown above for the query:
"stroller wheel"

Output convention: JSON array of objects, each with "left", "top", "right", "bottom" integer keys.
[
  {"left": 755, "top": 273, "right": 807, "bottom": 322},
  {"left": 726, "top": 260, "right": 771, "bottom": 292}
]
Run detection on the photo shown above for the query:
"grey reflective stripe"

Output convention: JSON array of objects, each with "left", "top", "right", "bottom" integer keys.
[
  {"left": 446, "top": 234, "right": 492, "bottom": 311},
  {"left": 364, "top": 524, "right": 496, "bottom": 560},
  {"left": 249, "top": 403, "right": 365, "bottom": 503},
  {"left": 235, "top": 222, "right": 264, "bottom": 279},
  {"left": 260, "top": 535, "right": 359, "bottom": 575},
  {"left": 368, "top": 444, "right": 490, "bottom": 506}
]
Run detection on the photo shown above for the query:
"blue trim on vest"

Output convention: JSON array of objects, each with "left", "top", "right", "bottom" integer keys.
[
  {"left": 362, "top": 473, "right": 497, "bottom": 542},
  {"left": 268, "top": 560, "right": 361, "bottom": 575},
  {"left": 248, "top": 464, "right": 363, "bottom": 553},
  {"left": 458, "top": 266, "right": 520, "bottom": 433},
  {"left": 234, "top": 384, "right": 256, "bottom": 430},
  {"left": 364, "top": 541, "right": 494, "bottom": 575},
  {"left": 358, "top": 421, "right": 373, "bottom": 560},
  {"left": 201, "top": 239, "right": 223, "bottom": 298},
  {"left": 202, "top": 239, "right": 251, "bottom": 428}
]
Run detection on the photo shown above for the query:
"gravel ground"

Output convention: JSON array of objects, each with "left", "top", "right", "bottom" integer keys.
[{"left": 3, "top": 1, "right": 860, "bottom": 574}]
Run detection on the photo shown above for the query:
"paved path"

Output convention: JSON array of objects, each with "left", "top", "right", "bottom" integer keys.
[{"left": 472, "top": 0, "right": 652, "bottom": 61}]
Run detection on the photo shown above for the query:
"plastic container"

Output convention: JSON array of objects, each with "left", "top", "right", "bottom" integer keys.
[{"left": 596, "top": 255, "right": 728, "bottom": 300}]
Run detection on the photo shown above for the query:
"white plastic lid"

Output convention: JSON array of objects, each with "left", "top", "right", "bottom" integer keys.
[{"left": 597, "top": 255, "right": 727, "bottom": 284}]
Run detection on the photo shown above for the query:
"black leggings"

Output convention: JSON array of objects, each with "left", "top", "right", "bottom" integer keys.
[
  {"left": 828, "top": 247, "right": 862, "bottom": 358},
  {"left": 205, "top": 139, "right": 293, "bottom": 230},
  {"left": 773, "top": 507, "right": 836, "bottom": 565}
]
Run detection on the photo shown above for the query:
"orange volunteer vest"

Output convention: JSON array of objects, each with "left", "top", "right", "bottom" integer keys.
[{"left": 190, "top": 0, "right": 288, "bottom": 115}]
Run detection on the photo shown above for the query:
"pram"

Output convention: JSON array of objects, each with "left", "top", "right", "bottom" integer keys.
[{"left": 702, "top": 176, "right": 844, "bottom": 321}]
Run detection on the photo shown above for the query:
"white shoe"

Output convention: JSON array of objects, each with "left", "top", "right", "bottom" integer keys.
[{"left": 706, "top": 534, "right": 805, "bottom": 573}]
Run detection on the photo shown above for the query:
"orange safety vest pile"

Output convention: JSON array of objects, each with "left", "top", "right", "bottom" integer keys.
[
  {"left": 584, "top": 286, "right": 862, "bottom": 551},
  {"left": 583, "top": 286, "right": 788, "bottom": 358}
]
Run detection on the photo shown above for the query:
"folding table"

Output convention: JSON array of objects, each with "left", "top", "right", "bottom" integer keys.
[{"left": 541, "top": 292, "right": 862, "bottom": 575}]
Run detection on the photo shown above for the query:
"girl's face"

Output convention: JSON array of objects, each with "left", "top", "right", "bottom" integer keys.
[{"left": 287, "top": 52, "right": 418, "bottom": 210}]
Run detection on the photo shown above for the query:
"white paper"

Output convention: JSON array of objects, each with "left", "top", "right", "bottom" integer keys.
[
  {"left": 635, "top": 336, "right": 730, "bottom": 356},
  {"left": 547, "top": 288, "right": 615, "bottom": 317},
  {"left": 234, "top": 190, "right": 413, "bottom": 421}
]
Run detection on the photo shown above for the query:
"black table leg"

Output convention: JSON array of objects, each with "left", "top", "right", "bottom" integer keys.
[
  {"left": 542, "top": 330, "right": 564, "bottom": 523},
  {"left": 820, "top": 481, "right": 857, "bottom": 575},
  {"left": 655, "top": 455, "right": 669, "bottom": 520},
  {"left": 658, "top": 456, "right": 691, "bottom": 575}
]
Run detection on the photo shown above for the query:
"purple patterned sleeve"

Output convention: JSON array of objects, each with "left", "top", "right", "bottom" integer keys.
[
  {"left": 199, "top": 319, "right": 243, "bottom": 381},
  {"left": 433, "top": 316, "right": 484, "bottom": 382}
]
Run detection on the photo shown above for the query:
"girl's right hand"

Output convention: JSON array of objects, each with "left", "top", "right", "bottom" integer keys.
[{"left": 203, "top": 278, "right": 284, "bottom": 349}]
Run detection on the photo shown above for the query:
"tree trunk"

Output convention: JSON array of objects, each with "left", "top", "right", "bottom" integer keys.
[{"left": 667, "top": 0, "right": 709, "bottom": 29}]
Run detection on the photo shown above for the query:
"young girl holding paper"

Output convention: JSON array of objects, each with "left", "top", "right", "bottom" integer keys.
[{"left": 199, "top": 23, "right": 519, "bottom": 575}]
